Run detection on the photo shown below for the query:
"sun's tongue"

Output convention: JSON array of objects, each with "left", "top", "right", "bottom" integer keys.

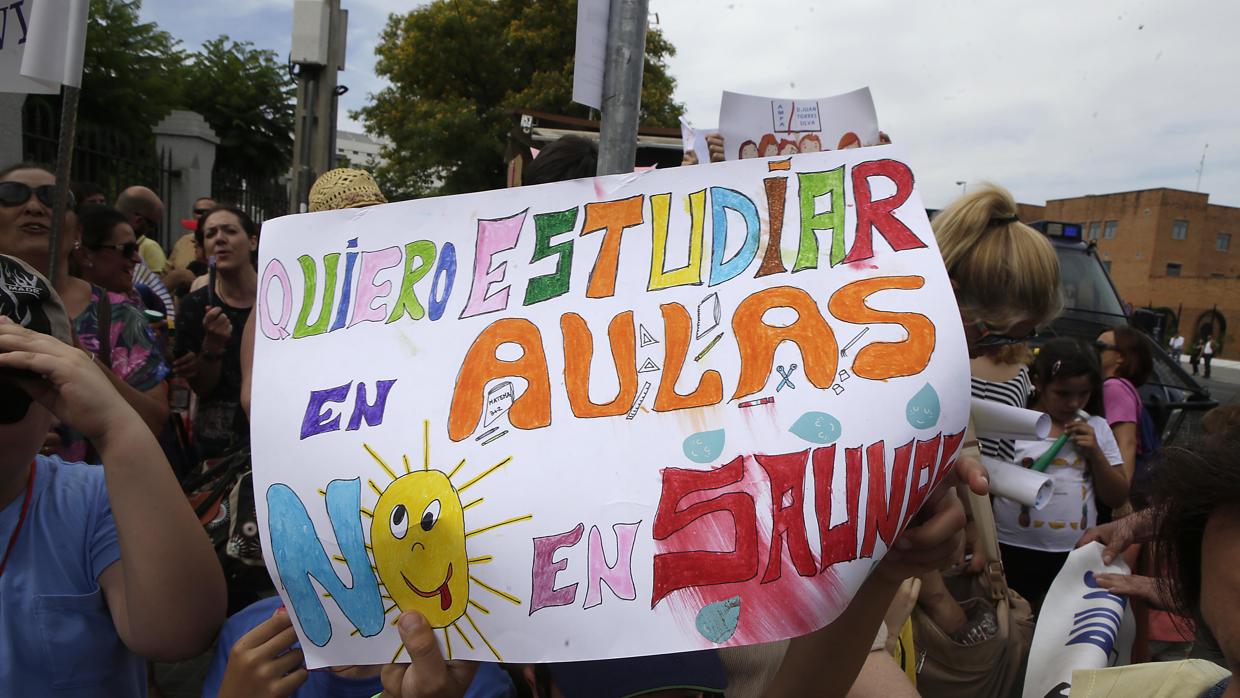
[{"left": 439, "top": 584, "right": 452, "bottom": 611}]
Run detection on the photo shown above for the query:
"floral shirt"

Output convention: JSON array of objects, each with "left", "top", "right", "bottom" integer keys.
[{"left": 57, "top": 286, "right": 170, "bottom": 462}]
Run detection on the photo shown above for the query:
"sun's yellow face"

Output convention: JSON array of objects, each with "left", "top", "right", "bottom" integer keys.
[{"left": 370, "top": 471, "right": 469, "bottom": 628}]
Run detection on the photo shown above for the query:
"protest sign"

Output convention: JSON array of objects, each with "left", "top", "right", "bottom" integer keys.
[
  {"left": 251, "top": 145, "right": 971, "bottom": 667},
  {"left": 680, "top": 116, "right": 715, "bottom": 165},
  {"left": 718, "top": 87, "right": 880, "bottom": 161},
  {"left": 0, "top": 0, "right": 88, "bottom": 94},
  {"left": 1023, "top": 542, "right": 1136, "bottom": 698},
  {"left": 571, "top": 0, "right": 608, "bottom": 109}
]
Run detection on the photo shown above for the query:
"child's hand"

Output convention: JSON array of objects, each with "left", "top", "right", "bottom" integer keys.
[
  {"left": 1065, "top": 421, "right": 1102, "bottom": 458},
  {"left": 217, "top": 608, "right": 308, "bottom": 698},
  {"left": 380, "top": 612, "right": 478, "bottom": 698},
  {"left": 0, "top": 316, "right": 130, "bottom": 442}
]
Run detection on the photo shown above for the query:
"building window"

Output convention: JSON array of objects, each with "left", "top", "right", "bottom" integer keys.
[
  {"left": 1166, "top": 263, "right": 1182, "bottom": 277},
  {"left": 1172, "top": 219, "right": 1189, "bottom": 240},
  {"left": 1103, "top": 220, "right": 1118, "bottom": 239},
  {"left": 1218, "top": 233, "right": 1232, "bottom": 252},
  {"left": 1103, "top": 260, "right": 1112, "bottom": 272},
  {"left": 1088, "top": 221, "right": 1100, "bottom": 241}
]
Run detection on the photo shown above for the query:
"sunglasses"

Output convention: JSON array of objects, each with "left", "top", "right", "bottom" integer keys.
[
  {"left": 193, "top": 208, "right": 211, "bottom": 217},
  {"left": 0, "top": 181, "right": 75, "bottom": 209},
  {"left": 972, "top": 321, "right": 1035, "bottom": 349},
  {"left": 1095, "top": 341, "right": 1120, "bottom": 352},
  {"left": 90, "top": 241, "right": 140, "bottom": 258}
]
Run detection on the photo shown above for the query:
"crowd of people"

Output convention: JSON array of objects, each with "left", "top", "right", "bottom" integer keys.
[{"left": 0, "top": 135, "right": 1235, "bottom": 698}]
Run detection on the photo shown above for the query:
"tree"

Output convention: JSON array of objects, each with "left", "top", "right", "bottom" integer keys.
[
  {"left": 357, "top": 0, "right": 684, "bottom": 198},
  {"left": 76, "top": 0, "right": 185, "bottom": 140},
  {"left": 181, "top": 37, "right": 296, "bottom": 180}
]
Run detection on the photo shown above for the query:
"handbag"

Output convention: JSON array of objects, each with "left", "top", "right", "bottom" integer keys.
[
  {"left": 913, "top": 489, "right": 1036, "bottom": 698},
  {"left": 181, "top": 446, "right": 263, "bottom": 567}
]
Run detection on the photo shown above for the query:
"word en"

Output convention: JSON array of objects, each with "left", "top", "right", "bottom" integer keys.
[
  {"left": 529, "top": 522, "right": 641, "bottom": 615},
  {"left": 301, "top": 379, "right": 398, "bottom": 440}
]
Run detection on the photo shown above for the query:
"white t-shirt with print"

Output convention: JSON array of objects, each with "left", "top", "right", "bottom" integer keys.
[{"left": 994, "top": 413, "right": 1124, "bottom": 552}]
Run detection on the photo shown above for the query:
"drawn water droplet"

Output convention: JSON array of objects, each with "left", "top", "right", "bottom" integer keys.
[
  {"left": 695, "top": 595, "right": 741, "bottom": 643},
  {"left": 789, "top": 411, "right": 841, "bottom": 445},
  {"left": 906, "top": 383, "right": 941, "bottom": 429},
  {"left": 683, "top": 429, "right": 725, "bottom": 463}
]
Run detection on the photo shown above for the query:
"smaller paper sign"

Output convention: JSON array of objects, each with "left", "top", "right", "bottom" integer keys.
[
  {"left": 571, "top": 0, "right": 608, "bottom": 110},
  {"left": 0, "top": 0, "right": 88, "bottom": 95},
  {"left": 1022, "top": 542, "right": 1136, "bottom": 698},
  {"left": 718, "top": 87, "right": 880, "bottom": 160},
  {"left": 679, "top": 117, "right": 715, "bottom": 166}
]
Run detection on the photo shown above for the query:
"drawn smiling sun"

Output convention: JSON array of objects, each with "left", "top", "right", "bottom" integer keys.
[{"left": 348, "top": 421, "right": 531, "bottom": 662}]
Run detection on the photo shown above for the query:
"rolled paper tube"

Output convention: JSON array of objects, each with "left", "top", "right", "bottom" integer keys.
[
  {"left": 983, "top": 456, "right": 1054, "bottom": 510},
  {"left": 1031, "top": 432, "right": 1070, "bottom": 473},
  {"left": 971, "top": 398, "right": 1052, "bottom": 442}
]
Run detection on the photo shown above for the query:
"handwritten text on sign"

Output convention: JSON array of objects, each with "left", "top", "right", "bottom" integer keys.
[{"left": 251, "top": 146, "right": 971, "bottom": 667}]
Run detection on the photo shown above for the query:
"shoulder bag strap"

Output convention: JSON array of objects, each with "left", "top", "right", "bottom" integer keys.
[{"left": 967, "top": 488, "right": 1011, "bottom": 602}]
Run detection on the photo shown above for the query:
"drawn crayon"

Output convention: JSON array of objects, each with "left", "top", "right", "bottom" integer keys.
[
  {"left": 694, "top": 333, "right": 725, "bottom": 362},
  {"left": 475, "top": 426, "right": 500, "bottom": 442},
  {"left": 738, "top": 397, "right": 775, "bottom": 409},
  {"left": 481, "top": 430, "right": 508, "bottom": 446}
]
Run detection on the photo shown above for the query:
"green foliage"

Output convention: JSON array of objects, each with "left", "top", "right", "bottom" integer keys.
[
  {"left": 77, "top": 0, "right": 185, "bottom": 140},
  {"left": 356, "top": 0, "right": 684, "bottom": 198},
  {"left": 180, "top": 37, "right": 296, "bottom": 179}
]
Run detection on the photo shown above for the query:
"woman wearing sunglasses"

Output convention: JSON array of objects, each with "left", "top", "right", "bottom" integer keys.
[{"left": 0, "top": 165, "right": 171, "bottom": 459}]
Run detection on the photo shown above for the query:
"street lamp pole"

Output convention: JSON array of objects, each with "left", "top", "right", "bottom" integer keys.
[{"left": 956, "top": 180, "right": 967, "bottom": 196}]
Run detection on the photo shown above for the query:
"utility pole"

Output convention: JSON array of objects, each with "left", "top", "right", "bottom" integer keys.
[
  {"left": 596, "top": 0, "right": 649, "bottom": 176},
  {"left": 290, "top": 0, "right": 347, "bottom": 213},
  {"left": 1195, "top": 143, "right": 1209, "bottom": 192}
]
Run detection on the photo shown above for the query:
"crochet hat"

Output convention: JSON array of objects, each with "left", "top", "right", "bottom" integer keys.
[
  {"left": 308, "top": 168, "right": 388, "bottom": 212},
  {"left": 0, "top": 254, "right": 72, "bottom": 422}
]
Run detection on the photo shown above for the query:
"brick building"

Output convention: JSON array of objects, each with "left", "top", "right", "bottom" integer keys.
[{"left": 1040, "top": 188, "right": 1240, "bottom": 358}]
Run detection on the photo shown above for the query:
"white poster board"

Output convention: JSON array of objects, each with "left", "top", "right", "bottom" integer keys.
[
  {"left": 1023, "top": 542, "right": 1136, "bottom": 698},
  {"left": 571, "top": 0, "right": 608, "bottom": 110},
  {"left": 252, "top": 145, "right": 971, "bottom": 667},
  {"left": 680, "top": 117, "right": 715, "bottom": 165},
  {"left": 718, "top": 87, "right": 880, "bottom": 160},
  {"left": 0, "top": 0, "right": 88, "bottom": 94}
]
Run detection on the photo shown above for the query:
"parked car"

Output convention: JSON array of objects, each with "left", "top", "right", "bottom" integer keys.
[{"left": 1027, "top": 221, "right": 1215, "bottom": 443}]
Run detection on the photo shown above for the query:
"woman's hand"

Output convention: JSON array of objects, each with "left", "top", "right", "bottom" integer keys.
[
  {"left": 202, "top": 306, "right": 234, "bottom": 355},
  {"left": 1093, "top": 573, "right": 1173, "bottom": 611},
  {"left": 706, "top": 133, "right": 725, "bottom": 163},
  {"left": 0, "top": 316, "right": 132, "bottom": 442},
  {"left": 217, "top": 608, "right": 308, "bottom": 698},
  {"left": 1077, "top": 509, "right": 1158, "bottom": 565},
  {"left": 380, "top": 612, "right": 478, "bottom": 698}
]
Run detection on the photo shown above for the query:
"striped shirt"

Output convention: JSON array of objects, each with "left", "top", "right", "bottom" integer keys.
[{"left": 971, "top": 365, "right": 1032, "bottom": 461}]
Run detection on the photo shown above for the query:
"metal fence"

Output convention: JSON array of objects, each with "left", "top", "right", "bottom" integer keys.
[
  {"left": 212, "top": 170, "right": 290, "bottom": 225},
  {"left": 22, "top": 97, "right": 176, "bottom": 241}
]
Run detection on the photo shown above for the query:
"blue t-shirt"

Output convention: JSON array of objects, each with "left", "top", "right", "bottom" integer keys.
[
  {"left": 203, "top": 595, "right": 518, "bottom": 698},
  {"left": 0, "top": 455, "right": 145, "bottom": 696}
]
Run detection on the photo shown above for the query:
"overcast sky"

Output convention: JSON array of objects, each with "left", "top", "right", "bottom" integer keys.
[{"left": 144, "top": 0, "right": 1238, "bottom": 209}]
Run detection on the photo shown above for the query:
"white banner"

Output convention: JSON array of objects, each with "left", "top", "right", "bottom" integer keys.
[
  {"left": 0, "top": 0, "right": 88, "bottom": 94},
  {"left": 1023, "top": 542, "right": 1136, "bottom": 698},
  {"left": 252, "top": 145, "right": 970, "bottom": 667}
]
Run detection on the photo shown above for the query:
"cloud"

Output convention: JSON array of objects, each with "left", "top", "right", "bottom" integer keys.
[{"left": 144, "top": 0, "right": 1236, "bottom": 207}]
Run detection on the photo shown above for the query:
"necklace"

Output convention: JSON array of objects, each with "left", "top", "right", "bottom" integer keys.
[{"left": 0, "top": 460, "right": 37, "bottom": 580}]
